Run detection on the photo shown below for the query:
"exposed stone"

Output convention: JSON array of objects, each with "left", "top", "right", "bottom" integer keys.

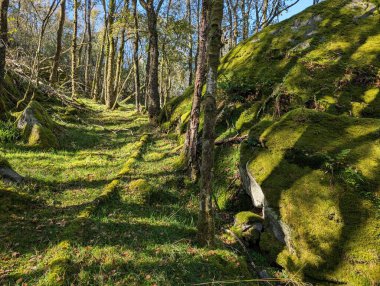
[
  {"left": 17, "top": 101, "right": 59, "bottom": 148},
  {"left": 0, "top": 157, "right": 23, "bottom": 183}
]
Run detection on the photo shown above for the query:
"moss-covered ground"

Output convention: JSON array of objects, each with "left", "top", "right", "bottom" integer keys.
[
  {"left": 241, "top": 109, "right": 380, "bottom": 284},
  {"left": 0, "top": 100, "right": 254, "bottom": 285}
]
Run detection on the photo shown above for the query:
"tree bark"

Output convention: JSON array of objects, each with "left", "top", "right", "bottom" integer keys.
[
  {"left": 0, "top": 0, "right": 9, "bottom": 118},
  {"left": 184, "top": 0, "right": 210, "bottom": 180},
  {"left": 139, "top": 0, "right": 164, "bottom": 122},
  {"left": 132, "top": 0, "right": 141, "bottom": 112},
  {"left": 84, "top": 0, "right": 93, "bottom": 94},
  {"left": 50, "top": 0, "right": 66, "bottom": 84},
  {"left": 71, "top": 0, "right": 79, "bottom": 98},
  {"left": 91, "top": 28, "right": 106, "bottom": 101},
  {"left": 187, "top": 0, "right": 193, "bottom": 85},
  {"left": 197, "top": 0, "right": 224, "bottom": 246},
  {"left": 105, "top": 0, "right": 116, "bottom": 108}
]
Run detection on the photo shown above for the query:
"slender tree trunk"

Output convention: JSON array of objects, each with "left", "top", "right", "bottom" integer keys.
[
  {"left": 0, "top": 0, "right": 7, "bottom": 83},
  {"left": 197, "top": 0, "right": 224, "bottom": 247},
  {"left": 187, "top": 0, "right": 193, "bottom": 85},
  {"left": 84, "top": 0, "right": 92, "bottom": 94},
  {"left": 105, "top": 0, "right": 116, "bottom": 108},
  {"left": 91, "top": 28, "right": 106, "bottom": 101},
  {"left": 50, "top": 0, "right": 66, "bottom": 84},
  {"left": 71, "top": 0, "right": 79, "bottom": 98},
  {"left": 184, "top": 0, "right": 210, "bottom": 180},
  {"left": 194, "top": 0, "right": 201, "bottom": 75},
  {"left": 0, "top": 0, "right": 9, "bottom": 117},
  {"left": 132, "top": 0, "right": 141, "bottom": 111}
]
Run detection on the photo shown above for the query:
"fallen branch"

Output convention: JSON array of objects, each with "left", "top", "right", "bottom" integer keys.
[{"left": 215, "top": 135, "right": 248, "bottom": 146}]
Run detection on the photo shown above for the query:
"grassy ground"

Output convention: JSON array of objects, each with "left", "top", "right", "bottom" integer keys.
[{"left": 0, "top": 100, "right": 253, "bottom": 285}]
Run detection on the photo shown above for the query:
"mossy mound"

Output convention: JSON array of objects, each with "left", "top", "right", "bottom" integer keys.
[
  {"left": 161, "top": 0, "right": 380, "bottom": 139},
  {"left": 240, "top": 109, "right": 380, "bottom": 284},
  {"left": 16, "top": 100, "right": 60, "bottom": 148}
]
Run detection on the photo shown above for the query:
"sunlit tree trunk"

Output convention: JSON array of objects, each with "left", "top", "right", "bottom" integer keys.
[
  {"left": 184, "top": 0, "right": 210, "bottom": 180},
  {"left": 197, "top": 0, "right": 224, "bottom": 246},
  {"left": 50, "top": 0, "right": 65, "bottom": 84},
  {"left": 105, "top": 0, "right": 116, "bottom": 108}
]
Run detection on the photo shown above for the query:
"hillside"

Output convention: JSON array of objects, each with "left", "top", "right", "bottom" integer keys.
[{"left": 160, "top": 0, "right": 380, "bottom": 284}]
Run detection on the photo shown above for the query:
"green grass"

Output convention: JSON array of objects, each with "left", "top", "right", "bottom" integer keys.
[{"left": 0, "top": 100, "right": 253, "bottom": 285}]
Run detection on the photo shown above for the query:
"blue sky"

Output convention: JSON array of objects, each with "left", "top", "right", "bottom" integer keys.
[{"left": 279, "top": 0, "right": 314, "bottom": 21}]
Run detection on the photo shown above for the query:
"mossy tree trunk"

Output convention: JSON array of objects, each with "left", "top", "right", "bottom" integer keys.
[
  {"left": 105, "top": 0, "right": 116, "bottom": 109},
  {"left": 197, "top": 0, "right": 224, "bottom": 246},
  {"left": 184, "top": 0, "right": 210, "bottom": 180},
  {"left": 50, "top": 0, "right": 66, "bottom": 84}
]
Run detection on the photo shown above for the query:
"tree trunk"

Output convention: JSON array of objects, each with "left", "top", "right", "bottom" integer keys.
[
  {"left": 91, "top": 28, "right": 106, "bottom": 101},
  {"left": 132, "top": 0, "right": 141, "bottom": 112},
  {"left": 71, "top": 0, "right": 79, "bottom": 98},
  {"left": 0, "top": 0, "right": 9, "bottom": 118},
  {"left": 184, "top": 0, "right": 210, "bottom": 180},
  {"left": 187, "top": 0, "right": 193, "bottom": 85},
  {"left": 197, "top": 0, "right": 224, "bottom": 247},
  {"left": 105, "top": 0, "right": 116, "bottom": 108},
  {"left": 145, "top": 4, "right": 161, "bottom": 122},
  {"left": 50, "top": 0, "right": 66, "bottom": 84},
  {"left": 84, "top": 0, "right": 92, "bottom": 94}
]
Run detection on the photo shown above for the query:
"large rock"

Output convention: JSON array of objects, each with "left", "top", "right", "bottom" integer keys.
[
  {"left": 17, "top": 101, "right": 59, "bottom": 148},
  {"left": 0, "top": 157, "right": 23, "bottom": 183}
]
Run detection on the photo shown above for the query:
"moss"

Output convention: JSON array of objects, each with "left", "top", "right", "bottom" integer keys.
[
  {"left": 40, "top": 241, "right": 74, "bottom": 286},
  {"left": 235, "top": 103, "right": 261, "bottom": 131},
  {"left": 241, "top": 109, "right": 380, "bottom": 284},
  {"left": 234, "top": 211, "right": 263, "bottom": 226},
  {"left": 28, "top": 124, "right": 59, "bottom": 148},
  {"left": 161, "top": 0, "right": 380, "bottom": 137},
  {"left": 259, "top": 231, "right": 285, "bottom": 264}
]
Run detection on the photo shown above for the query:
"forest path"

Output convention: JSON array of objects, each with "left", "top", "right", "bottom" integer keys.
[{"left": 0, "top": 100, "right": 252, "bottom": 285}]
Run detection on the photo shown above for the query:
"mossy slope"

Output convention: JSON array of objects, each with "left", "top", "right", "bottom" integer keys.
[
  {"left": 161, "top": 0, "right": 380, "bottom": 138},
  {"left": 240, "top": 109, "right": 380, "bottom": 284}
]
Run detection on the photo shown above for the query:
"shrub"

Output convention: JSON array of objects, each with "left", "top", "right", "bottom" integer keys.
[{"left": 0, "top": 120, "right": 20, "bottom": 144}]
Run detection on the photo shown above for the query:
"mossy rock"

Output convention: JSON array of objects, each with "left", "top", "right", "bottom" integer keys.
[
  {"left": 28, "top": 124, "right": 58, "bottom": 148},
  {"left": 230, "top": 211, "right": 264, "bottom": 246},
  {"left": 17, "top": 100, "right": 60, "bottom": 148},
  {"left": 241, "top": 108, "right": 380, "bottom": 284},
  {"left": 234, "top": 211, "right": 263, "bottom": 225}
]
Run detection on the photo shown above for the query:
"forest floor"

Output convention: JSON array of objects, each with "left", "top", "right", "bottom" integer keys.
[{"left": 0, "top": 100, "right": 253, "bottom": 285}]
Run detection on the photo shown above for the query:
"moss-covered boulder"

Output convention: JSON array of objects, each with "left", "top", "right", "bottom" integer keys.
[
  {"left": 17, "top": 101, "right": 59, "bottom": 148},
  {"left": 240, "top": 109, "right": 380, "bottom": 284},
  {"left": 230, "top": 211, "right": 264, "bottom": 246},
  {"left": 160, "top": 0, "right": 380, "bottom": 139}
]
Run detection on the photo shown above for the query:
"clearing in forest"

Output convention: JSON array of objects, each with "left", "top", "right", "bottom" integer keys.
[{"left": 0, "top": 101, "right": 252, "bottom": 285}]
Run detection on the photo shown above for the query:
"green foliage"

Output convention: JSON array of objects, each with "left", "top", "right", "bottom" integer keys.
[{"left": 0, "top": 120, "right": 20, "bottom": 144}]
